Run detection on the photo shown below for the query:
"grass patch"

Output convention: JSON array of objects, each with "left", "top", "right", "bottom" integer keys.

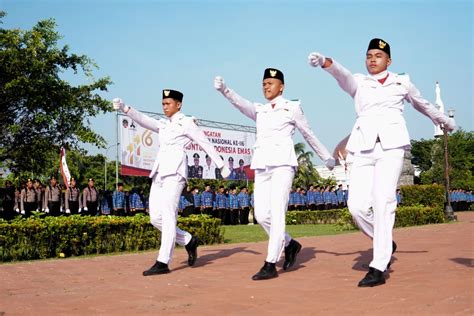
[{"left": 222, "top": 224, "right": 354, "bottom": 244}]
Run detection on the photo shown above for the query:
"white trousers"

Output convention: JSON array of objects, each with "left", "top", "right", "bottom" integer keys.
[
  {"left": 149, "top": 174, "right": 192, "bottom": 265},
  {"left": 347, "top": 143, "right": 404, "bottom": 271},
  {"left": 254, "top": 166, "right": 295, "bottom": 263}
]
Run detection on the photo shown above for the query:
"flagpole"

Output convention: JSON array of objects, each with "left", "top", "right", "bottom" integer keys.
[{"left": 116, "top": 110, "right": 119, "bottom": 190}]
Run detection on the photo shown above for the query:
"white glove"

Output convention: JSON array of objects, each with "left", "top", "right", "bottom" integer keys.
[
  {"left": 60, "top": 206, "right": 63, "bottom": 213},
  {"left": 15, "top": 208, "right": 20, "bottom": 213},
  {"left": 444, "top": 118, "right": 456, "bottom": 132},
  {"left": 220, "top": 165, "right": 231, "bottom": 178},
  {"left": 45, "top": 208, "right": 49, "bottom": 214},
  {"left": 214, "top": 76, "right": 227, "bottom": 93},
  {"left": 21, "top": 210, "right": 25, "bottom": 215},
  {"left": 308, "top": 52, "right": 326, "bottom": 68},
  {"left": 112, "top": 98, "right": 130, "bottom": 112},
  {"left": 78, "top": 208, "right": 82, "bottom": 213},
  {"left": 83, "top": 207, "right": 88, "bottom": 212},
  {"left": 325, "top": 157, "right": 336, "bottom": 171},
  {"left": 66, "top": 209, "right": 71, "bottom": 214}
]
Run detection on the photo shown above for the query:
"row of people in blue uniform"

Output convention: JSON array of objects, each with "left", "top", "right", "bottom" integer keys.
[
  {"left": 449, "top": 189, "right": 473, "bottom": 212},
  {"left": 179, "top": 185, "right": 253, "bottom": 225},
  {"left": 288, "top": 185, "right": 349, "bottom": 210}
]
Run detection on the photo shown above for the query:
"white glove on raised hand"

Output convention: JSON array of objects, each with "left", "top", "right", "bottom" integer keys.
[
  {"left": 444, "top": 118, "right": 456, "bottom": 132},
  {"left": 66, "top": 209, "right": 71, "bottom": 214},
  {"left": 112, "top": 98, "right": 130, "bottom": 112},
  {"left": 220, "top": 165, "right": 231, "bottom": 178},
  {"left": 308, "top": 52, "right": 326, "bottom": 68},
  {"left": 325, "top": 157, "right": 336, "bottom": 171},
  {"left": 214, "top": 76, "right": 227, "bottom": 93},
  {"left": 45, "top": 208, "right": 49, "bottom": 214}
]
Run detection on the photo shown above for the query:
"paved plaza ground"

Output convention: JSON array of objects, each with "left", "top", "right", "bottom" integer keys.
[{"left": 1, "top": 212, "right": 473, "bottom": 315}]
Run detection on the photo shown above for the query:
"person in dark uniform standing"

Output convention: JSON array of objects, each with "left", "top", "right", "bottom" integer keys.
[
  {"left": 180, "top": 186, "right": 195, "bottom": 217},
  {"left": 82, "top": 178, "right": 99, "bottom": 216},
  {"left": 188, "top": 153, "right": 203, "bottom": 178},
  {"left": 192, "top": 187, "right": 202, "bottom": 214},
  {"left": 1, "top": 180, "right": 17, "bottom": 220},
  {"left": 215, "top": 186, "right": 228, "bottom": 222},
  {"left": 33, "top": 179, "right": 43, "bottom": 212},
  {"left": 200, "top": 185, "right": 214, "bottom": 215},
  {"left": 65, "top": 177, "right": 82, "bottom": 215},
  {"left": 20, "top": 179, "right": 37, "bottom": 218},
  {"left": 238, "top": 186, "right": 250, "bottom": 225},
  {"left": 44, "top": 176, "right": 62, "bottom": 216},
  {"left": 228, "top": 187, "right": 240, "bottom": 225},
  {"left": 112, "top": 182, "right": 126, "bottom": 216}
]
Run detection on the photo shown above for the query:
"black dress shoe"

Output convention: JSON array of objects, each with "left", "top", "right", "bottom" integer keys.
[
  {"left": 143, "top": 261, "right": 170, "bottom": 276},
  {"left": 185, "top": 236, "right": 199, "bottom": 266},
  {"left": 358, "top": 267, "right": 385, "bottom": 287},
  {"left": 252, "top": 262, "right": 278, "bottom": 280},
  {"left": 387, "top": 241, "right": 397, "bottom": 270},
  {"left": 283, "top": 239, "right": 302, "bottom": 270}
]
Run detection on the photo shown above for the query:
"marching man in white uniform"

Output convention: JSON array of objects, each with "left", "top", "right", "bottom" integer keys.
[
  {"left": 308, "top": 38, "right": 456, "bottom": 287},
  {"left": 113, "top": 90, "right": 230, "bottom": 276},
  {"left": 214, "top": 68, "right": 335, "bottom": 280}
]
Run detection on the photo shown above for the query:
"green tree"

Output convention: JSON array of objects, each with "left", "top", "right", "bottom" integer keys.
[
  {"left": 0, "top": 12, "right": 112, "bottom": 176},
  {"left": 293, "top": 142, "right": 321, "bottom": 188},
  {"left": 412, "top": 129, "right": 474, "bottom": 190}
]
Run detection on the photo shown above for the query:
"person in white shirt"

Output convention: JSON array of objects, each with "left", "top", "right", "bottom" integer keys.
[
  {"left": 215, "top": 68, "right": 335, "bottom": 280},
  {"left": 308, "top": 38, "right": 456, "bottom": 287},
  {"left": 202, "top": 154, "right": 216, "bottom": 179},
  {"left": 113, "top": 90, "right": 230, "bottom": 276}
]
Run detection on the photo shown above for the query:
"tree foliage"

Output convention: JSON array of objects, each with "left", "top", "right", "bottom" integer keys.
[
  {"left": 292, "top": 142, "right": 323, "bottom": 188},
  {"left": 0, "top": 12, "right": 113, "bottom": 176},
  {"left": 411, "top": 129, "right": 474, "bottom": 190}
]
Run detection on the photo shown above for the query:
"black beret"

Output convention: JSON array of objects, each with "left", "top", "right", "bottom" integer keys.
[
  {"left": 367, "top": 38, "right": 391, "bottom": 57},
  {"left": 88, "top": 178, "right": 94, "bottom": 182},
  {"left": 193, "top": 153, "right": 200, "bottom": 159},
  {"left": 263, "top": 68, "right": 284, "bottom": 83},
  {"left": 239, "top": 159, "right": 244, "bottom": 164},
  {"left": 228, "top": 156, "right": 234, "bottom": 162},
  {"left": 162, "top": 89, "right": 183, "bottom": 102}
]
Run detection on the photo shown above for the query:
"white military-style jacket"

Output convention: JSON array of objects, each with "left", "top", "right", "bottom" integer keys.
[
  {"left": 222, "top": 91, "right": 333, "bottom": 169},
  {"left": 324, "top": 60, "right": 453, "bottom": 153},
  {"left": 126, "top": 108, "right": 224, "bottom": 179}
]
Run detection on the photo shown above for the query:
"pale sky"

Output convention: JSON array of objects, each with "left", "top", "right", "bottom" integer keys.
[{"left": 4, "top": 0, "right": 473, "bottom": 164}]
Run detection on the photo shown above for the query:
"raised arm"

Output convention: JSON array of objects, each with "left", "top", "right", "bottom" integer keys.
[
  {"left": 293, "top": 102, "right": 335, "bottom": 170},
  {"left": 308, "top": 52, "right": 358, "bottom": 98},
  {"left": 112, "top": 98, "right": 166, "bottom": 133},
  {"left": 214, "top": 76, "right": 257, "bottom": 121}
]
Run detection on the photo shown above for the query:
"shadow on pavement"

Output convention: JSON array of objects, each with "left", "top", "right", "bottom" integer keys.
[{"left": 450, "top": 257, "right": 473, "bottom": 268}]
